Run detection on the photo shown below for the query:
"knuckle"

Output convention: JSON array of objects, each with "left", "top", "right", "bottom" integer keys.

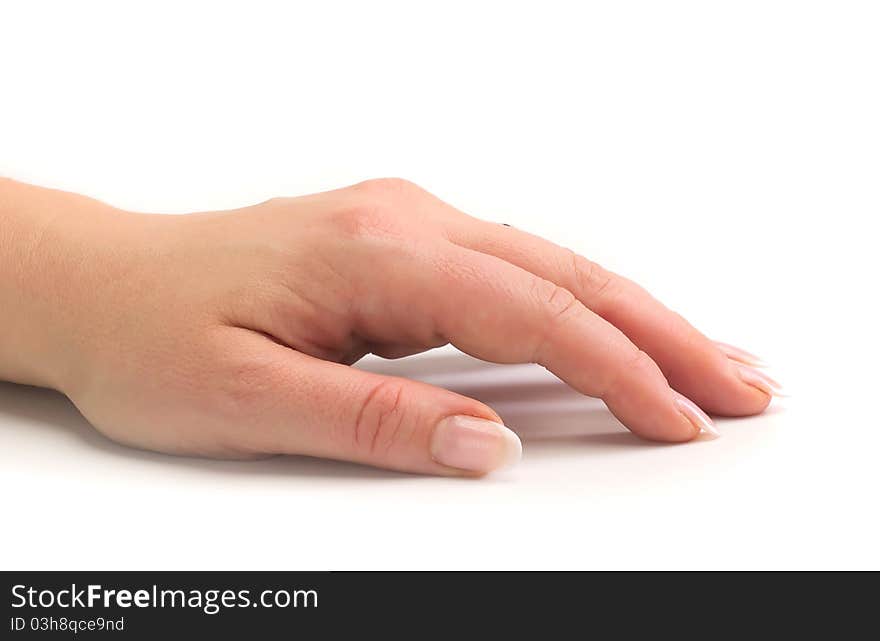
[
  {"left": 531, "top": 279, "right": 582, "bottom": 362},
  {"left": 362, "top": 176, "right": 422, "bottom": 194},
  {"left": 604, "top": 348, "right": 659, "bottom": 397},
  {"left": 569, "top": 251, "right": 616, "bottom": 302},
  {"left": 354, "top": 177, "right": 423, "bottom": 201},
  {"left": 625, "top": 348, "right": 657, "bottom": 375},
  {"left": 185, "top": 356, "right": 289, "bottom": 456},
  {"left": 358, "top": 176, "right": 418, "bottom": 193},
  {"left": 213, "top": 357, "right": 283, "bottom": 420},
  {"left": 352, "top": 378, "right": 410, "bottom": 457},
  {"left": 334, "top": 178, "right": 425, "bottom": 239},
  {"left": 330, "top": 201, "right": 398, "bottom": 239},
  {"left": 536, "top": 278, "right": 580, "bottom": 325}
]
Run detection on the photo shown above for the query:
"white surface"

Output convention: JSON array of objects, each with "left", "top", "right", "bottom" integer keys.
[{"left": 1, "top": 1, "right": 878, "bottom": 570}]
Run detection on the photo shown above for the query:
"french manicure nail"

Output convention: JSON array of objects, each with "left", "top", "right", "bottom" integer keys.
[
  {"left": 673, "top": 392, "right": 720, "bottom": 438},
  {"left": 431, "top": 415, "right": 522, "bottom": 473},
  {"left": 734, "top": 362, "right": 787, "bottom": 397},
  {"left": 714, "top": 341, "right": 767, "bottom": 367}
]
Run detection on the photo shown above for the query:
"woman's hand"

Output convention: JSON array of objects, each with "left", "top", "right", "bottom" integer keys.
[{"left": 0, "top": 178, "right": 781, "bottom": 475}]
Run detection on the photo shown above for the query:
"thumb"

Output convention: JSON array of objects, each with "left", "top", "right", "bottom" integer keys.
[{"left": 233, "top": 343, "right": 522, "bottom": 476}]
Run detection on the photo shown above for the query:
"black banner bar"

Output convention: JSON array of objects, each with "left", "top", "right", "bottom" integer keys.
[{"left": 1, "top": 571, "right": 871, "bottom": 636}]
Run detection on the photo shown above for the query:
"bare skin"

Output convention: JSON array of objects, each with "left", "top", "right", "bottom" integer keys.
[{"left": 0, "top": 177, "right": 772, "bottom": 475}]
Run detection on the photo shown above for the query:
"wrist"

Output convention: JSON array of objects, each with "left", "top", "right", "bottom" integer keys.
[{"left": 0, "top": 179, "right": 131, "bottom": 393}]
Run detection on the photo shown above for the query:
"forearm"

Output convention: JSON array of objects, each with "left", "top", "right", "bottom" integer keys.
[{"left": 0, "top": 178, "right": 117, "bottom": 391}]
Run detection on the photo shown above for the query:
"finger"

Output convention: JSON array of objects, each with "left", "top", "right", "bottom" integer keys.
[
  {"left": 353, "top": 243, "right": 715, "bottom": 442},
  {"left": 442, "top": 219, "right": 771, "bottom": 416},
  {"left": 219, "top": 329, "right": 521, "bottom": 476}
]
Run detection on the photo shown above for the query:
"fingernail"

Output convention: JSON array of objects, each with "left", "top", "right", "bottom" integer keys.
[
  {"left": 431, "top": 415, "right": 522, "bottom": 473},
  {"left": 673, "top": 392, "right": 720, "bottom": 438},
  {"left": 714, "top": 341, "right": 767, "bottom": 367},
  {"left": 734, "top": 362, "right": 787, "bottom": 397}
]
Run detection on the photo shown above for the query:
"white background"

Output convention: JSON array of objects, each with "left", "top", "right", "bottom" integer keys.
[{"left": 1, "top": 1, "right": 878, "bottom": 569}]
